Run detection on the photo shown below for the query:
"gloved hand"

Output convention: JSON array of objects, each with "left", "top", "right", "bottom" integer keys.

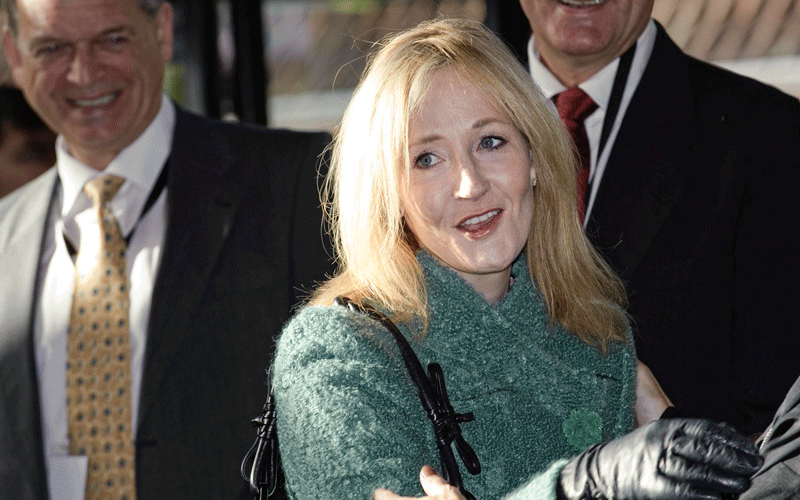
[{"left": 557, "top": 418, "right": 763, "bottom": 500}]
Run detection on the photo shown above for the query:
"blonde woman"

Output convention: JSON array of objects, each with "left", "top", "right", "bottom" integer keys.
[{"left": 271, "top": 18, "right": 760, "bottom": 500}]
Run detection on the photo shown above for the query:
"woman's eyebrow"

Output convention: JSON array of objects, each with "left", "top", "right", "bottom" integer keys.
[{"left": 409, "top": 134, "right": 443, "bottom": 147}]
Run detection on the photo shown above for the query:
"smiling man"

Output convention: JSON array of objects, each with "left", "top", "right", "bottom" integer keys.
[
  {"left": 3, "top": 0, "right": 170, "bottom": 170},
  {"left": 0, "top": 1, "right": 332, "bottom": 499},
  {"left": 520, "top": 0, "right": 800, "bottom": 438}
]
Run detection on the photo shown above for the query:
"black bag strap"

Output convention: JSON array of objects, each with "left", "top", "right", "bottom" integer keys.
[
  {"left": 241, "top": 297, "right": 481, "bottom": 499},
  {"left": 241, "top": 371, "right": 280, "bottom": 500}
]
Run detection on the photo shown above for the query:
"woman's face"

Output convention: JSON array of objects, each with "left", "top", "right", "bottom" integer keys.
[{"left": 402, "top": 69, "right": 536, "bottom": 302}]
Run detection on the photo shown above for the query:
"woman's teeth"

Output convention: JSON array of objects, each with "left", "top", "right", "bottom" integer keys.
[{"left": 461, "top": 210, "right": 500, "bottom": 227}]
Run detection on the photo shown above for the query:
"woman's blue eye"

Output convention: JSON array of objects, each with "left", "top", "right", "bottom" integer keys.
[
  {"left": 416, "top": 152, "right": 435, "bottom": 168},
  {"left": 479, "top": 136, "right": 504, "bottom": 150}
]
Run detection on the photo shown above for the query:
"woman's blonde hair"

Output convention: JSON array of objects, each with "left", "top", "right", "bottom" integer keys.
[{"left": 312, "top": 17, "right": 628, "bottom": 349}]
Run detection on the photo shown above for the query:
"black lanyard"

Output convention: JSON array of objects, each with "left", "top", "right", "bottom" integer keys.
[
  {"left": 65, "top": 157, "right": 170, "bottom": 258},
  {"left": 597, "top": 42, "right": 637, "bottom": 162}
]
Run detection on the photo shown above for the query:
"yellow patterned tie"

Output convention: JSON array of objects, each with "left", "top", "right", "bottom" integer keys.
[{"left": 67, "top": 174, "right": 136, "bottom": 500}]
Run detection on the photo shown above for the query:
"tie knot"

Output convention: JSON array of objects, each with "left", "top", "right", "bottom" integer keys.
[
  {"left": 554, "top": 88, "right": 598, "bottom": 123},
  {"left": 84, "top": 174, "right": 125, "bottom": 206}
]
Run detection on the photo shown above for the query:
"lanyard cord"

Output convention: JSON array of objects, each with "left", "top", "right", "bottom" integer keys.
[{"left": 597, "top": 42, "right": 637, "bottom": 162}]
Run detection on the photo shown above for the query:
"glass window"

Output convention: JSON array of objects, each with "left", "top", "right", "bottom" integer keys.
[{"left": 264, "top": 0, "right": 487, "bottom": 131}]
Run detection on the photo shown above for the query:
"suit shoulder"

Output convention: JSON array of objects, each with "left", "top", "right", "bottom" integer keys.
[
  {"left": 189, "top": 114, "right": 331, "bottom": 176},
  {"left": 180, "top": 109, "right": 331, "bottom": 148},
  {"left": 0, "top": 169, "right": 55, "bottom": 255},
  {"left": 0, "top": 168, "right": 56, "bottom": 218},
  {"left": 685, "top": 56, "right": 800, "bottom": 112},
  {"left": 219, "top": 120, "right": 330, "bottom": 145},
  {"left": 173, "top": 108, "right": 331, "bottom": 187}
]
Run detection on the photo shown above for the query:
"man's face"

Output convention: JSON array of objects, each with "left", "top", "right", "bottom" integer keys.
[
  {"left": 3, "top": 0, "right": 173, "bottom": 169},
  {"left": 521, "top": 0, "right": 653, "bottom": 75}
]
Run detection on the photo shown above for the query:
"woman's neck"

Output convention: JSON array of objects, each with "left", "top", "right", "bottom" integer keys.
[{"left": 461, "top": 268, "right": 513, "bottom": 305}]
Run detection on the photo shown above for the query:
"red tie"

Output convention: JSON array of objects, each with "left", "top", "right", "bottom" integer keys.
[{"left": 554, "top": 88, "right": 598, "bottom": 223}]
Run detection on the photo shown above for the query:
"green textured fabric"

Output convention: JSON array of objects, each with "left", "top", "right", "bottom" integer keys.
[{"left": 273, "top": 252, "right": 636, "bottom": 499}]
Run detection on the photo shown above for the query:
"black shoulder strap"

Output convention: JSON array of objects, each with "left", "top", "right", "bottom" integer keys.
[
  {"left": 241, "top": 297, "right": 481, "bottom": 500},
  {"left": 241, "top": 371, "right": 280, "bottom": 500}
]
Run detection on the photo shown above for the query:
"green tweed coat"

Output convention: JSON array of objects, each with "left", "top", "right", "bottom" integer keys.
[{"left": 273, "top": 252, "right": 636, "bottom": 499}]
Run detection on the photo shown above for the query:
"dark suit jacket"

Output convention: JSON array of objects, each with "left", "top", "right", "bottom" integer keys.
[
  {"left": 0, "top": 107, "right": 333, "bottom": 499},
  {"left": 586, "top": 24, "right": 800, "bottom": 436},
  {"left": 742, "top": 374, "right": 800, "bottom": 499}
]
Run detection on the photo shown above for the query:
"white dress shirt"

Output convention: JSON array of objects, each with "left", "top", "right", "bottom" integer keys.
[
  {"left": 528, "top": 20, "right": 657, "bottom": 221},
  {"left": 33, "top": 95, "right": 175, "bottom": 497}
]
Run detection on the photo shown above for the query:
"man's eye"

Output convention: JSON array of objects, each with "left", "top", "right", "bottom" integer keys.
[
  {"left": 102, "top": 35, "right": 128, "bottom": 48},
  {"left": 37, "top": 43, "right": 63, "bottom": 56}
]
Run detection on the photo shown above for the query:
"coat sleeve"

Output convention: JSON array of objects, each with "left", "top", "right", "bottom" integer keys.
[
  {"left": 273, "top": 305, "right": 438, "bottom": 499},
  {"left": 501, "top": 460, "right": 569, "bottom": 500},
  {"left": 615, "top": 328, "right": 638, "bottom": 438}
]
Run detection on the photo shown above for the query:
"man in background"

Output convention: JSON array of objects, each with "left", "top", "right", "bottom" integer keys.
[
  {"left": 0, "top": 84, "right": 55, "bottom": 197},
  {"left": 519, "top": 0, "right": 800, "bottom": 436},
  {"left": 0, "top": 0, "right": 332, "bottom": 498}
]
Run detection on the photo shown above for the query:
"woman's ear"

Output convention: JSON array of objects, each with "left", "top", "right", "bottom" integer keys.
[{"left": 530, "top": 167, "right": 537, "bottom": 187}]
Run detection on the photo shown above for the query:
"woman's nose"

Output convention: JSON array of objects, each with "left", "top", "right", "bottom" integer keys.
[{"left": 454, "top": 157, "right": 489, "bottom": 200}]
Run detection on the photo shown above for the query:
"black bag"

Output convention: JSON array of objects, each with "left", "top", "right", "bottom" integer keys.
[{"left": 241, "top": 297, "right": 481, "bottom": 499}]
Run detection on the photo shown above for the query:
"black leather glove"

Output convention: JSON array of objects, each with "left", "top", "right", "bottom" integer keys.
[{"left": 557, "top": 418, "right": 763, "bottom": 500}]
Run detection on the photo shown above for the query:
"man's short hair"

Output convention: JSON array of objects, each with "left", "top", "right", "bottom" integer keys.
[{"left": 1, "top": 0, "right": 165, "bottom": 37}]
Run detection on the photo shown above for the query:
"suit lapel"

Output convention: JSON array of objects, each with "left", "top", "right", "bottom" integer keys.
[
  {"left": 0, "top": 170, "right": 57, "bottom": 498},
  {"left": 137, "top": 109, "right": 243, "bottom": 429},
  {"left": 587, "top": 24, "right": 698, "bottom": 278}
]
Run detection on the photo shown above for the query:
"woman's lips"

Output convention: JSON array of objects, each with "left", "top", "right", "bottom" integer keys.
[{"left": 457, "top": 209, "right": 502, "bottom": 239}]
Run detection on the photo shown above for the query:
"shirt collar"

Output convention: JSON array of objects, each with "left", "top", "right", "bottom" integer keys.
[
  {"left": 57, "top": 94, "right": 176, "bottom": 217},
  {"left": 528, "top": 19, "right": 657, "bottom": 110}
]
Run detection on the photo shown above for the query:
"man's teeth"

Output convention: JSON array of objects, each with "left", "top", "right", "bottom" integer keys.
[
  {"left": 559, "top": 0, "right": 608, "bottom": 6},
  {"left": 74, "top": 93, "right": 116, "bottom": 107},
  {"left": 462, "top": 210, "right": 499, "bottom": 226}
]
